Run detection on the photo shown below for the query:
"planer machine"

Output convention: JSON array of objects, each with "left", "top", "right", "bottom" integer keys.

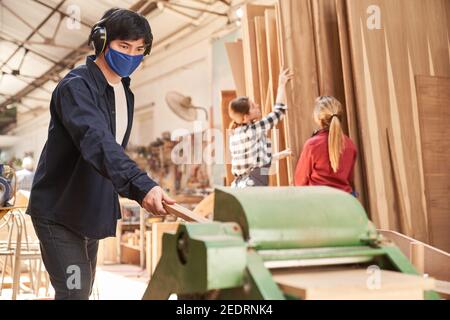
[{"left": 142, "top": 187, "right": 438, "bottom": 300}]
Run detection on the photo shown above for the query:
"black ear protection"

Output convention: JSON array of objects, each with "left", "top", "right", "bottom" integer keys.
[{"left": 88, "top": 9, "right": 152, "bottom": 56}]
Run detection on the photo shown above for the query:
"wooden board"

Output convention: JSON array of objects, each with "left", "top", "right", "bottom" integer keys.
[
  {"left": 242, "top": 4, "right": 272, "bottom": 104},
  {"left": 98, "top": 237, "right": 120, "bottom": 265},
  {"left": 379, "top": 230, "right": 450, "bottom": 282},
  {"left": 163, "top": 203, "right": 210, "bottom": 223},
  {"left": 265, "top": 8, "right": 289, "bottom": 186},
  {"left": 220, "top": 90, "right": 237, "bottom": 186},
  {"left": 335, "top": 0, "right": 368, "bottom": 209},
  {"left": 146, "top": 230, "right": 152, "bottom": 278},
  {"left": 343, "top": 0, "right": 450, "bottom": 240},
  {"left": 151, "top": 222, "right": 179, "bottom": 274},
  {"left": 273, "top": 269, "right": 434, "bottom": 300},
  {"left": 254, "top": 16, "right": 270, "bottom": 115},
  {"left": 386, "top": 128, "right": 412, "bottom": 235},
  {"left": 416, "top": 75, "right": 450, "bottom": 252},
  {"left": 193, "top": 193, "right": 214, "bottom": 219},
  {"left": 277, "top": 0, "right": 319, "bottom": 185},
  {"left": 120, "top": 244, "right": 140, "bottom": 265},
  {"left": 255, "top": 14, "right": 278, "bottom": 187},
  {"left": 225, "top": 40, "right": 246, "bottom": 96}
]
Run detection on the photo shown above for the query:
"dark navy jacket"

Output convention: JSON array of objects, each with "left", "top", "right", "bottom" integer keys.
[{"left": 26, "top": 55, "right": 158, "bottom": 239}]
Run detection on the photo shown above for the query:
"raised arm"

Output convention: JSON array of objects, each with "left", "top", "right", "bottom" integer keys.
[
  {"left": 251, "top": 68, "right": 294, "bottom": 134},
  {"left": 275, "top": 68, "right": 294, "bottom": 105}
]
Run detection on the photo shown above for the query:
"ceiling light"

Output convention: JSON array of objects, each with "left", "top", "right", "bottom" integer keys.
[{"left": 236, "top": 7, "right": 244, "bottom": 19}]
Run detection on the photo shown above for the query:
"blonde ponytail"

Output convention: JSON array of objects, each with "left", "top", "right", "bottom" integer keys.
[
  {"left": 314, "top": 96, "right": 345, "bottom": 173},
  {"left": 328, "top": 115, "right": 344, "bottom": 173}
]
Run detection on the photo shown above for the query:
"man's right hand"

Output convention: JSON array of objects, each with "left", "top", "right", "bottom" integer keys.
[{"left": 141, "top": 186, "right": 176, "bottom": 216}]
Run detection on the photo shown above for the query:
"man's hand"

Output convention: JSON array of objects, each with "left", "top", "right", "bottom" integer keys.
[{"left": 141, "top": 186, "right": 176, "bottom": 216}]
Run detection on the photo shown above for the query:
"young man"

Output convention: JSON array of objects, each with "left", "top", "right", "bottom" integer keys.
[{"left": 27, "top": 8, "right": 174, "bottom": 300}]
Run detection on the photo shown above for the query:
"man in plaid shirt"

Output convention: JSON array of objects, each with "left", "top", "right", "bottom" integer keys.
[{"left": 228, "top": 69, "right": 293, "bottom": 188}]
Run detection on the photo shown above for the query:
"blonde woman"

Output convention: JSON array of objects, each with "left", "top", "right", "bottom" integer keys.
[{"left": 294, "top": 96, "right": 357, "bottom": 194}]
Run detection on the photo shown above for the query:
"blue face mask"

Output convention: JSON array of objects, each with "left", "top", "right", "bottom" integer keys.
[{"left": 105, "top": 47, "right": 144, "bottom": 78}]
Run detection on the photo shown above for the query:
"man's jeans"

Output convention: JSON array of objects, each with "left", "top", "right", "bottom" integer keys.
[{"left": 31, "top": 217, "right": 98, "bottom": 300}]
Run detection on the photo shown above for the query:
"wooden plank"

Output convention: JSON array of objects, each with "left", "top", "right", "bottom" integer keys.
[
  {"left": 120, "top": 244, "right": 140, "bottom": 265},
  {"left": 254, "top": 16, "right": 270, "bottom": 115},
  {"left": 334, "top": 0, "right": 368, "bottom": 209},
  {"left": 242, "top": 4, "right": 272, "bottom": 104},
  {"left": 254, "top": 14, "right": 278, "bottom": 187},
  {"left": 140, "top": 207, "right": 145, "bottom": 269},
  {"left": 146, "top": 230, "right": 152, "bottom": 278},
  {"left": 225, "top": 40, "right": 246, "bottom": 96},
  {"left": 265, "top": 8, "right": 289, "bottom": 186},
  {"left": 220, "top": 90, "right": 237, "bottom": 186},
  {"left": 151, "top": 222, "right": 179, "bottom": 275},
  {"left": 277, "top": 0, "right": 319, "bottom": 185},
  {"left": 386, "top": 128, "right": 413, "bottom": 236},
  {"left": 163, "top": 203, "right": 210, "bottom": 223},
  {"left": 410, "top": 242, "right": 425, "bottom": 274},
  {"left": 273, "top": 269, "right": 434, "bottom": 300},
  {"left": 343, "top": 0, "right": 450, "bottom": 241},
  {"left": 98, "top": 237, "right": 119, "bottom": 265},
  {"left": 379, "top": 230, "right": 450, "bottom": 282},
  {"left": 435, "top": 280, "right": 450, "bottom": 300},
  {"left": 193, "top": 193, "right": 214, "bottom": 219},
  {"left": 344, "top": 0, "right": 398, "bottom": 231},
  {"left": 416, "top": 75, "right": 450, "bottom": 252}
]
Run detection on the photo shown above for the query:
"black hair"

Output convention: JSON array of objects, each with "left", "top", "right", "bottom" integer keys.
[{"left": 95, "top": 8, "right": 153, "bottom": 50}]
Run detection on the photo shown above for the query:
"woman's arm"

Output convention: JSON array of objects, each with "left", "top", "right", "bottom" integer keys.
[
  {"left": 272, "top": 148, "right": 292, "bottom": 161},
  {"left": 251, "top": 68, "right": 294, "bottom": 134},
  {"left": 275, "top": 68, "right": 294, "bottom": 105}
]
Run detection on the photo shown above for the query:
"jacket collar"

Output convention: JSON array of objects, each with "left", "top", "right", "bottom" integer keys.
[
  {"left": 86, "top": 55, "right": 131, "bottom": 95},
  {"left": 312, "top": 128, "right": 329, "bottom": 137}
]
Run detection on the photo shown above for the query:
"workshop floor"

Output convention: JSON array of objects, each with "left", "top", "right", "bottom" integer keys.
[{"left": 0, "top": 264, "right": 151, "bottom": 300}]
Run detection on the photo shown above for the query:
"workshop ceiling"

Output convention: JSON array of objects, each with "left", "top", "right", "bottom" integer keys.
[{"left": 0, "top": 0, "right": 245, "bottom": 132}]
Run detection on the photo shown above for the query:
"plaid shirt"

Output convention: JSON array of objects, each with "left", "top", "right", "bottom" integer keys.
[{"left": 229, "top": 103, "right": 287, "bottom": 177}]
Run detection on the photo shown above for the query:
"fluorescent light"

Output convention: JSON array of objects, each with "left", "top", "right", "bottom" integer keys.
[{"left": 236, "top": 7, "right": 244, "bottom": 19}]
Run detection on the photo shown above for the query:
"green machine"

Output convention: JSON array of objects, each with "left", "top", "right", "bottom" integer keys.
[{"left": 142, "top": 187, "right": 438, "bottom": 300}]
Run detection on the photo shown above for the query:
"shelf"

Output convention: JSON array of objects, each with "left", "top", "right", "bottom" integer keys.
[{"left": 120, "top": 243, "right": 140, "bottom": 251}]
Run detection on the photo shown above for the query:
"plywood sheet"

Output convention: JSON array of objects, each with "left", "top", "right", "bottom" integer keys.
[
  {"left": 265, "top": 8, "right": 289, "bottom": 186},
  {"left": 416, "top": 75, "right": 450, "bottom": 252},
  {"left": 343, "top": 0, "right": 450, "bottom": 241},
  {"left": 225, "top": 40, "right": 246, "bottom": 97},
  {"left": 151, "top": 222, "right": 179, "bottom": 274},
  {"left": 277, "top": 0, "right": 319, "bottom": 183},
  {"left": 273, "top": 268, "right": 434, "bottom": 300},
  {"left": 242, "top": 4, "right": 272, "bottom": 104}
]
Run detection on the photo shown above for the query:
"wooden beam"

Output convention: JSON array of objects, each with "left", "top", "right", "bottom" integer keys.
[{"left": 163, "top": 203, "right": 210, "bottom": 223}]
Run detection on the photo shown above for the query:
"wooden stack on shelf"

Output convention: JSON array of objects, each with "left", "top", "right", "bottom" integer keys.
[{"left": 223, "top": 0, "right": 450, "bottom": 252}]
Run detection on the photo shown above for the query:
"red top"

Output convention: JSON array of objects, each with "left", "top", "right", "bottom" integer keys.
[{"left": 294, "top": 130, "right": 357, "bottom": 193}]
